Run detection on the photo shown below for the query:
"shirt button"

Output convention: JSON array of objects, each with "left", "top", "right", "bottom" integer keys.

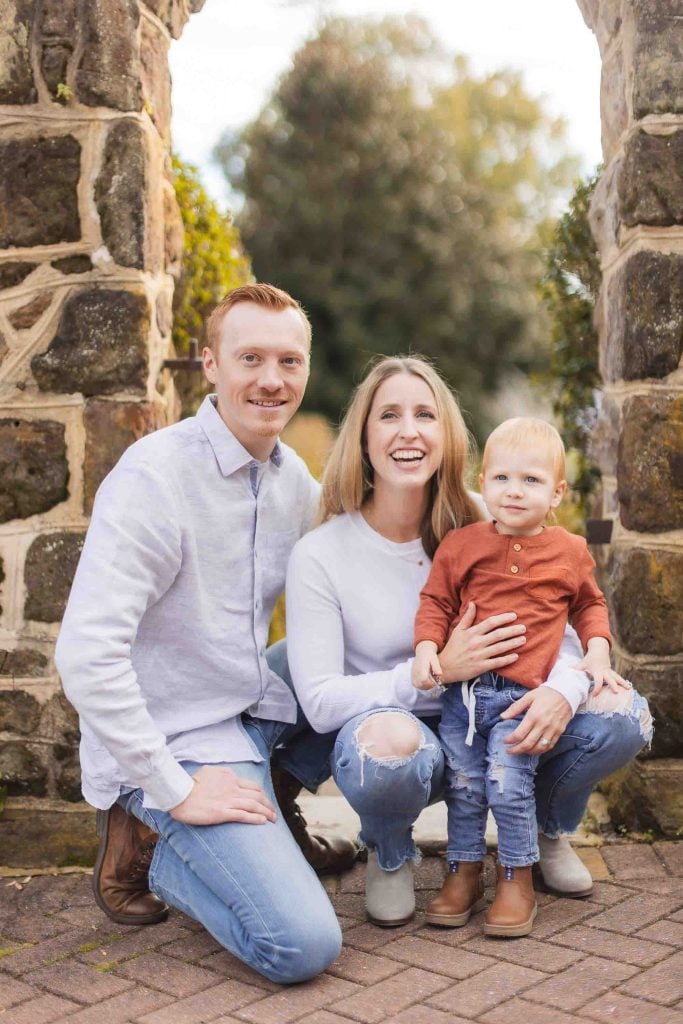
[
  {"left": 510, "top": 564, "right": 519, "bottom": 574},
  {"left": 513, "top": 543, "right": 522, "bottom": 552}
]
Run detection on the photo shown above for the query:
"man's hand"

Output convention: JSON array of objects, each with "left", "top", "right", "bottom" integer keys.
[
  {"left": 170, "top": 765, "right": 277, "bottom": 826},
  {"left": 501, "top": 687, "right": 572, "bottom": 755}
]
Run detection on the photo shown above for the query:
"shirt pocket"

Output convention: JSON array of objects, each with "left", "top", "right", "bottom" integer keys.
[{"left": 527, "top": 566, "right": 572, "bottom": 601}]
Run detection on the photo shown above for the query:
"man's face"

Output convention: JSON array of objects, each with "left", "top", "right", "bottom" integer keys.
[{"left": 203, "top": 302, "right": 310, "bottom": 459}]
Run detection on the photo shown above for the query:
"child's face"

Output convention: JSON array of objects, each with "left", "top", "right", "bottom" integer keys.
[{"left": 479, "top": 444, "right": 566, "bottom": 536}]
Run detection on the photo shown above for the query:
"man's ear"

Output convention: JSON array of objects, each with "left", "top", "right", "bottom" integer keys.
[
  {"left": 202, "top": 345, "right": 217, "bottom": 385},
  {"left": 551, "top": 479, "right": 567, "bottom": 507}
]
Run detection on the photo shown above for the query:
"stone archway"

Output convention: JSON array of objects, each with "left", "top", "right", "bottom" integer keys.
[
  {"left": 577, "top": 0, "right": 683, "bottom": 834},
  {"left": 0, "top": 0, "right": 204, "bottom": 863},
  {"left": 0, "top": 0, "right": 680, "bottom": 864}
]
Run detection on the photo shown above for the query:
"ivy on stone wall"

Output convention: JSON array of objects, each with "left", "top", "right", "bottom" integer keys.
[{"left": 540, "top": 171, "right": 601, "bottom": 517}]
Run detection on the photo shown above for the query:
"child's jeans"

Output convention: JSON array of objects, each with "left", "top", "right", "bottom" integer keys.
[{"left": 439, "top": 672, "right": 540, "bottom": 867}]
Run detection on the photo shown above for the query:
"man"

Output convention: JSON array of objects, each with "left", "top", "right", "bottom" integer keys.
[{"left": 56, "top": 284, "right": 355, "bottom": 984}]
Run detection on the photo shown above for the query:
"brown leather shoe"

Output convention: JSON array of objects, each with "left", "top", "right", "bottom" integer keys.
[
  {"left": 425, "top": 860, "right": 487, "bottom": 927},
  {"left": 484, "top": 864, "right": 537, "bottom": 938},
  {"left": 93, "top": 804, "right": 169, "bottom": 925},
  {"left": 272, "top": 767, "right": 358, "bottom": 875}
]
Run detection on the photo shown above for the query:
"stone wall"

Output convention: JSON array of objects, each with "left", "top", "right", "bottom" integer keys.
[
  {"left": 0, "top": 0, "right": 204, "bottom": 864},
  {"left": 578, "top": 0, "right": 683, "bottom": 834}
]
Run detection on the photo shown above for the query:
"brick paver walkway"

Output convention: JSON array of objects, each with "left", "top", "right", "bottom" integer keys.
[{"left": 1, "top": 841, "right": 682, "bottom": 1024}]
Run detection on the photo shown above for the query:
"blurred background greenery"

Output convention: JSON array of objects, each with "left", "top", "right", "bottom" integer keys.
[{"left": 172, "top": 14, "right": 601, "bottom": 535}]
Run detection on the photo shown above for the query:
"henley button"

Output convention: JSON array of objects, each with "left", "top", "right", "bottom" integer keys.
[
  {"left": 510, "top": 564, "right": 519, "bottom": 574},
  {"left": 513, "top": 543, "right": 522, "bottom": 552}
]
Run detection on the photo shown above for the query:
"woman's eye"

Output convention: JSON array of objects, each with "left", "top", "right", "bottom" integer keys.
[
  {"left": 380, "top": 411, "right": 397, "bottom": 420},
  {"left": 417, "top": 410, "right": 436, "bottom": 419}
]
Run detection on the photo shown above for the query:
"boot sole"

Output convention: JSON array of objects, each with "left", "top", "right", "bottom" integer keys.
[
  {"left": 367, "top": 911, "right": 415, "bottom": 928},
  {"left": 483, "top": 903, "right": 537, "bottom": 938},
  {"left": 533, "top": 864, "right": 593, "bottom": 899},
  {"left": 424, "top": 896, "right": 488, "bottom": 927},
  {"left": 93, "top": 809, "right": 169, "bottom": 926}
]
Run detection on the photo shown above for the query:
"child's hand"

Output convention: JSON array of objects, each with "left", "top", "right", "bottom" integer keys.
[
  {"left": 412, "top": 643, "right": 443, "bottom": 691},
  {"left": 574, "top": 638, "right": 631, "bottom": 697}
]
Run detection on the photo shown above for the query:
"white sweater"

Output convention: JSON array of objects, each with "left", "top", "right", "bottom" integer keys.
[{"left": 285, "top": 511, "right": 590, "bottom": 735}]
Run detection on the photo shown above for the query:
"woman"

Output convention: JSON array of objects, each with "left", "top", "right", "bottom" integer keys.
[{"left": 285, "top": 356, "right": 651, "bottom": 926}]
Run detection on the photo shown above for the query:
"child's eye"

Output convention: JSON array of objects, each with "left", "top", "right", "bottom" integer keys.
[
  {"left": 242, "top": 353, "right": 259, "bottom": 364},
  {"left": 494, "top": 474, "right": 507, "bottom": 481},
  {"left": 525, "top": 476, "right": 540, "bottom": 484}
]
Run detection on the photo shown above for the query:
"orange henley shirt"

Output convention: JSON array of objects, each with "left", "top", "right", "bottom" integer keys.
[{"left": 414, "top": 521, "right": 612, "bottom": 689}]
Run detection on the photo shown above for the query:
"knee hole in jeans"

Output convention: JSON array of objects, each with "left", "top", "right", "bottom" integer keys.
[{"left": 355, "top": 711, "right": 423, "bottom": 760}]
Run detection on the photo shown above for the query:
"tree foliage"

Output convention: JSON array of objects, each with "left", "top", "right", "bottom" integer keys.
[
  {"left": 172, "top": 156, "right": 252, "bottom": 352},
  {"left": 215, "top": 16, "right": 578, "bottom": 436},
  {"left": 540, "top": 171, "right": 601, "bottom": 513}
]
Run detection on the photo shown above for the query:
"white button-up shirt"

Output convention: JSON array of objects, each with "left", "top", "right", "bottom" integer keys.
[{"left": 56, "top": 396, "right": 319, "bottom": 811}]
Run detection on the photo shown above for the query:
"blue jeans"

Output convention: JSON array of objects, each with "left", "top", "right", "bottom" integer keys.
[
  {"left": 121, "top": 642, "right": 341, "bottom": 985},
  {"left": 330, "top": 679, "right": 652, "bottom": 872},
  {"left": 439, "top": 673, "right": 540, "bottom": 867}
]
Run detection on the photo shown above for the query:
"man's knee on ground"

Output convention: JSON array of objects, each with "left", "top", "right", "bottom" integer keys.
[
  {"left": 260, "top": 917, "right": 342, "bottom": 984},
  {"left": 356, "top": 712, "right": 423, "bottom": 760}
]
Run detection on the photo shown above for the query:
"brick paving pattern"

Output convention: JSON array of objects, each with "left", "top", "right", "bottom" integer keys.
[{"left": 1, "top": 841, "right": 682, "bottom": 1024}]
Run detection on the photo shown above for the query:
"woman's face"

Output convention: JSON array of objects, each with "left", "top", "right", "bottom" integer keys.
[{"left": 364, "top": 373, "right": 444, "bottom": 494}]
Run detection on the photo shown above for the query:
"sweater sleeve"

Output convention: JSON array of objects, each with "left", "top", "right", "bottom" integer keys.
[
  {"left": 543, "top": 624, "right": 592, "bottom": 714},
  {"left": 569, "top": 541, "right": 612, "bottom": 650},
  {"left": 413, "top": 532, "right": 462, "bottom": 650},
  {"left": 285, "top": 539, "right": 419, "bottom": 733}
]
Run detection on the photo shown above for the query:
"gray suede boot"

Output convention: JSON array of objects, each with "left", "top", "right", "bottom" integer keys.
[{"left": 365, "top": 849, "right": 415, "bottom": 927}]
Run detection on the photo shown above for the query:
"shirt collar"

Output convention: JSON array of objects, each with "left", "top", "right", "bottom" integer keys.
[{"left": 196, "top": 395, "right": 283, "bottom": 477}]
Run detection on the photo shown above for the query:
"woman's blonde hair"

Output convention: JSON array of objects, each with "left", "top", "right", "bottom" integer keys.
[{"left": 320, "top": 356, "right": 481, "bottom": 557}]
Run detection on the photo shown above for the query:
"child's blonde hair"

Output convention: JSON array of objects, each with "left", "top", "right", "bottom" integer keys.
[{"left": 482, "top": 417, "right": 566, "bottom": 482}]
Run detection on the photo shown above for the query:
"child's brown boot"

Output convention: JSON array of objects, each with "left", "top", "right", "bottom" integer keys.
[
  {"left": 425, "top": 860, "right": 486, "bottom": 927},
  {"left": 484, "top": 863, "right": 537, "bottom": 937}
]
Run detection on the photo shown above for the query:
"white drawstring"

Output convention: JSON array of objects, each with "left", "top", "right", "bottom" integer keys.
[{"left": 461, "top": 677, "right": 480, "bottom": 746}]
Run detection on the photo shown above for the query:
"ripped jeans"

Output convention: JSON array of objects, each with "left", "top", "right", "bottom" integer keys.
[
  {"left": 330, "top": 682, "right": 651, "bottom": 872},
  {"left": 439, "top": 673, "right": 540, "bottom": 867}
]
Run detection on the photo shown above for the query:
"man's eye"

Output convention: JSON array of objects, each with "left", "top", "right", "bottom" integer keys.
[
  {"left": 242, "top": 354, "right": 258, "bottom": 363},
  {"left": 282, "top": 357, "right": 301, "bottom": 366}
]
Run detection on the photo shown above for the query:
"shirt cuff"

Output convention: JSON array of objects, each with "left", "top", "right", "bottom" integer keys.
[
  {"left": 397, "top": 661, "right": 421, "bottom": 709},
  {"left": 140, "top": 754, "right": 194, "bottom": 811},
  {"left": 543, "top": 671, "right": 591, "bottom": 716}
]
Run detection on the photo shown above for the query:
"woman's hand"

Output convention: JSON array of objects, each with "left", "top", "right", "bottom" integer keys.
[
  {"left": 438, "top": 601, "right": 527, "bottom": 684},
  {"left": 500, "top": 687, "right": 572, "bottom": 755}
]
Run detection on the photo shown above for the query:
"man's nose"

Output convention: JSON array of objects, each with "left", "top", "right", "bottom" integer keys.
[{"left": 257, "top": 362, "right": 284, "bottom": 391}]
